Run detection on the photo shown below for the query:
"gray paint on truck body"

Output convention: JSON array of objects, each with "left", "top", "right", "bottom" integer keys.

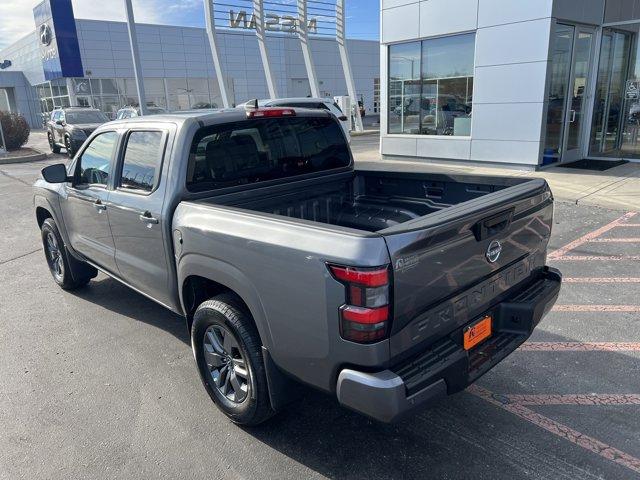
[{"left": 33, "top": 108, "right": 560, "bottom": 420}]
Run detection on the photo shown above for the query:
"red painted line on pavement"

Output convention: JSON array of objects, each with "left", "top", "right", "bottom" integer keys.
[
  {"left": 552, "top": 305, "right": 640, "bottom": 312},
  {"left": 563, "top": 277, "right": 640, "bottom": 283},
  {"left": 551, "top": 255, "right": 640, "bottom": 261},
  {"left": 467, "top": 384, "right": 640, "bottom": 474},
  {"left": 519, "top": 342, "right": 640, "bottom": 351},
  {"left": 548, "top": 212, "right": 637, "bottom": 259},
  {"left": 590, "top": 238, "right": 640, "bottom": 243},
  {"left": 503, "top": 393, "right": 640, "bottom": 406}
]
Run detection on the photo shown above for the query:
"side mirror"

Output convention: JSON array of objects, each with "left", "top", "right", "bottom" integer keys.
[
  {"left": 338, "top": 115, "right": 348, "bottom": 122},
  {"left": 41, "top": 163, "right": 70, "bottom": 184},
  {"left": 56, "top": 120, "right": 64, "bottom": 126}
]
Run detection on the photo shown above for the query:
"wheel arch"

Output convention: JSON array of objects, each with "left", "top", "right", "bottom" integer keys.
[{"left": 178, "top": 254, "right": 273, "bottom": 350}]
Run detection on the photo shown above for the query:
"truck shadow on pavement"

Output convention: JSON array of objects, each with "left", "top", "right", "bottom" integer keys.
[{"left": 74, "top": 275, "right": 190, "bottom": 344}]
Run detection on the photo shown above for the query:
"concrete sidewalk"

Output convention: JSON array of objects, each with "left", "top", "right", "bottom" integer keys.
[{"left": 352, "top": 137, "right": 640, "bottom": 211}]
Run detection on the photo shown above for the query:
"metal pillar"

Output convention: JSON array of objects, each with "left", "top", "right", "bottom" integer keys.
[
  {"left": 204, "top": 0, "right": 232, "bottom": 108},
  {"left": 254, "top": 0, "right": 279, "bottom": 99},
  {"left": 297, "top": 0, "right": 320, "bottom": 98},
  {"left": 124, "top": 0, "right": 148, "bottom": 115},
  {"left": 0, "top": 120, "right": 6, "bottom": 156},
  {"left": 336, "top": 0, "right": 363, "bottom": 132}
]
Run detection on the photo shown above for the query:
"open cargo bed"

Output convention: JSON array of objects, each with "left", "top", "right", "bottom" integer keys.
[{"left": 197, "top": 170, "right": 530, "bottom": 233}]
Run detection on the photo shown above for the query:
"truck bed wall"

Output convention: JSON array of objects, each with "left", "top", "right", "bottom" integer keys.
[{"left": 197, "top": 171, "right": 519, "bottom": 233}]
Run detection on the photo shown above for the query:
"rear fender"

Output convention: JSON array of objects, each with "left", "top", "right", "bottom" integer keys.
[{"left": 177, "top": 253, "right": 274, "bottom": 350}]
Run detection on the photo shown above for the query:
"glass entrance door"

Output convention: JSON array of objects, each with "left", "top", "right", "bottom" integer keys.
[
  {"left": 544, "top": 24, "right": 595, "bottom": 164},
  {"left": 564, "top": 29, "right": 595, "bottom": 162},
  {"left": 589, "top": 29, "right": 633, "bottom": 158}
]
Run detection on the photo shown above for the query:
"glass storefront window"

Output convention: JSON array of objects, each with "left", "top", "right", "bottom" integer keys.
[
  {"left": 388, "top": 33, "right": 475, "bottom": 136},
  {"left": 388, "top": 42, "right": 421, "bottom": 134},
  {"left": 588, "top": 26, "right": 640, "bottom": 159}
]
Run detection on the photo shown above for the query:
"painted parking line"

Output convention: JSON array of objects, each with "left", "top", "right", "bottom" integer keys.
[
  {"left": 552, "top": 305, "right": 640, "bottom": 312},
  {"left": 519, "top": 342, "right": 640, "bottom": 352},
  {"left": 468, "top": 385, "right": 640, "bottom": 475},
  {"left": 500, "top": 393, "right": 640, "bottom": 406},
  {"left": 563, "top": 278, "right": 640, "bottom": 283},
  {"left": 548, "top": 212, "right": 637, "bottom": 259},
  {"left": 551, "top": 255, "right": 640, "bottom": 261},
  {"left": 589, "top": 238, "right": 640, "bottom": 243}
]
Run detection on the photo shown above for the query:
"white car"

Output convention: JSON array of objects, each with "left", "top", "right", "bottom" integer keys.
[{"left": 246, "top": 98, "right": 350, "bottom": 141}]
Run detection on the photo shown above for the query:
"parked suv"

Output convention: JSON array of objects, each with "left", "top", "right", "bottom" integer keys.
[
  {"left": 47, "top": 107, "right": 108, "bottom": 158},
  {"left": 115, "top": 105, "right": 167, "bottom": 120},
  {"left": 245, "top": 97, "right": 351, "bottom": 141}
]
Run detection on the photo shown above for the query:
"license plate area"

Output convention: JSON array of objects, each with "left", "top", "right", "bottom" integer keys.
[{"left": 463, "top": 315, "right": 492, "bottom": 350}]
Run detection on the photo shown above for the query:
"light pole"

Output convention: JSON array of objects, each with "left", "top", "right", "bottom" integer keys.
[{"left": 0, "top": 118, "right": 6, "bottom": 156}]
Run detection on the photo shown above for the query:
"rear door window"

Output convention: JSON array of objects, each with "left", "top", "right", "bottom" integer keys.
[
  {"left": 119, "top": 131, "right": 165, "bottom": 193},
  {"left": 187, "top": 116, "right": 350, "bottom": 192}
]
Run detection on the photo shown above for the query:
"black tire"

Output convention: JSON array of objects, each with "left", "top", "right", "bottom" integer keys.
[
  {"left": 48, "top": 132, "right": 61, "bottom": 154},
  {"left": 41, "top": 218, "right": 93, "bottom": 290},
  {"left": 65, "top": 136, "right": 74, "bottom": 158},
  {"left": 192, "top": 294, "right": 273, "bottom": 426}
]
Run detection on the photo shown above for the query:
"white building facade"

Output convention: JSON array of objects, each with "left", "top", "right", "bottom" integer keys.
[
  {"left": 381, "top": 0, "right": 640, "bottom": 167},
  {"left": 0, "top": 0, "right": 379, "bottom": 128}
]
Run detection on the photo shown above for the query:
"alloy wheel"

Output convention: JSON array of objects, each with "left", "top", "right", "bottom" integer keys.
[
  {"left": 203, "top": 325, "right": 249, "bottom": 403},
  {"left": 45, "top": 232, "right": 64, "bottom": 280}
]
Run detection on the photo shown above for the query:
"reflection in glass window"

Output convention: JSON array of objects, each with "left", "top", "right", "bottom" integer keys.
[
  {"left": 388, "top": 34, "right": 475, "bottom": 136},
  {"left": 77, "top": 132, "right": 118, "bottom": 186},
  {"left": 120, "top": 131, "right": 165, "bottom": 192}
]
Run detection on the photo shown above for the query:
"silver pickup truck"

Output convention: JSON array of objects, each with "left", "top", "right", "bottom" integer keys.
[{"left": 34, "top": 106, "right": 561, "bottom": 425}]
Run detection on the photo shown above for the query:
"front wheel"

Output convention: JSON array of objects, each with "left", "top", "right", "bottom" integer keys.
[
  {"left": 41, "top": 218, "right": 92, "bottom": 290},
  {"left": 48, "top": 132, "right": 61, "bottom": 154},
  {"left": 65, "top": 136, "right": 74, "bottom": 158},
  {"left": 192, "top": 294, "right": 273, "bottom": 426}
]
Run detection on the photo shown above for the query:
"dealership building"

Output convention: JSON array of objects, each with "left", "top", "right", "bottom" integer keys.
[
  {"left": 381, "top": 0, "right": 640, "bottom": 167},
  {"left": 0, "top": 0, "right": 379, "bottom": 128}
]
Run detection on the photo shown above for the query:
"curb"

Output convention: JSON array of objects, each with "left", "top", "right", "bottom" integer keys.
[
  {"left": 351, "top": 129, "right": 380, "bottom": 137},
  {"left": 0, "top": 152, "right": 48, "bottom": 165}
]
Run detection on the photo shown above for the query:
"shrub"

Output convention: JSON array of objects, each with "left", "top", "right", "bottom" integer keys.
[{"left": 0, "top": 111, "right": 30, "bottom": 151}]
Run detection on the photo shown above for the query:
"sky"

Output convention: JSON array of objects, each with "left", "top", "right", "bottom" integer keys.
[{"left": 0, "top": 0, "right": 379, "bottom": 51}]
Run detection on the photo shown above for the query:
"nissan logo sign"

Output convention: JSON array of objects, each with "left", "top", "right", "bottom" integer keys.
[
  {"left": 486, "top": 240, "right": 502, "bottom": 263},
  {"left": 40, "top": 24, "right": 52, "bottom": 46}
]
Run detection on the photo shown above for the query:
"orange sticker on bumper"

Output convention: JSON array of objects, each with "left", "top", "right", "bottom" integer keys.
[{"left": 463, "top": 316, "right": 492, "bottom": 350}]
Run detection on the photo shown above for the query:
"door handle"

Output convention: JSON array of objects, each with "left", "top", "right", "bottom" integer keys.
[
  {"left": 139, "top": 211, "right": 159, "bottom": 225},
  {"left": 93, "top": 200, "right": 107, "bottom": 212},
  {"left": 570, "top": 110, "right": 577, "bottom": 123}
]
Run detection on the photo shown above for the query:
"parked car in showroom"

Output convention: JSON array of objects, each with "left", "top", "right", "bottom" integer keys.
[
  {"left": 46, "top": 107, "right": 109, "bottom": 158},
  {"left": 34, "top": 105, "right": 561, "bottom": 426},
  {"left": 115, "top": 105, "right": 167, "bottom": 120}
]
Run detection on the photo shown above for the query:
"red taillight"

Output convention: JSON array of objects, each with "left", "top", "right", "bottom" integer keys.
[
  {"left": 329, "top": 264, "right": 392, "bottom": 344},
  {"left": 329, "top": 265, "right": 389, "bottom": 287},
  {"left": 246, "top": 108, "right": 296, "bottom": 118}
]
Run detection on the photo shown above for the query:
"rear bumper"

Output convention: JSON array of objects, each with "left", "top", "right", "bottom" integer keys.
[{"left": 336, "top": 267, "right": 561, "bottom": 423}]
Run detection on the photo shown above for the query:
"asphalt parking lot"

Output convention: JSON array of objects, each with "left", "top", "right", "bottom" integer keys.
[{"left": 1, "top": 150, "right": 639, "bottom": 479}]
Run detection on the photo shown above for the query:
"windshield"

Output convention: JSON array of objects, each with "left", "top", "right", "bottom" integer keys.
[
  {"left": 187, "top": 116, "right": 350, "bottom": 192},
  {"left": 66, "top": 111, "right": 108, "bottom": 124}
]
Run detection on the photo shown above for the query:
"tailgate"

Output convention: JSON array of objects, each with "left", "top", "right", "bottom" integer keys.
[{"left": 382, "top": 179, "right": 553, "bottom": 360}]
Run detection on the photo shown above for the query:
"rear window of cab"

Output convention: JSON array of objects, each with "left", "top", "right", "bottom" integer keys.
[{"left": 186, "top": 116, "right": 350, "bottom": 192}]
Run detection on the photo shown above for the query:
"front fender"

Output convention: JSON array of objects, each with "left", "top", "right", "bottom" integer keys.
[{"left": 176, "top": 253, "right": 274, "bottom": 350}]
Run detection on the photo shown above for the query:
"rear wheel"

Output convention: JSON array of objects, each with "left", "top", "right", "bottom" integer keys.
[
  {"left": 48, "top": 132, "right": 61, "bottom": 154},
  {"left": 192, "top": 294, "right": 273, "bottom": 425},
  {"left": 41, "top": 218, "right": 93, "bottom": 290}
]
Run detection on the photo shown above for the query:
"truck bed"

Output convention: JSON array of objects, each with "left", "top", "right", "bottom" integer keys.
[{"left": 196, "top": 170, "right": 527, "bottom": 233}]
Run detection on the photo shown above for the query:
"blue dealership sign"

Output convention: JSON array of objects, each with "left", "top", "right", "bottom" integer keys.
[{"left": 33, "top": 0, "right": 83, "bottom": 80}]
